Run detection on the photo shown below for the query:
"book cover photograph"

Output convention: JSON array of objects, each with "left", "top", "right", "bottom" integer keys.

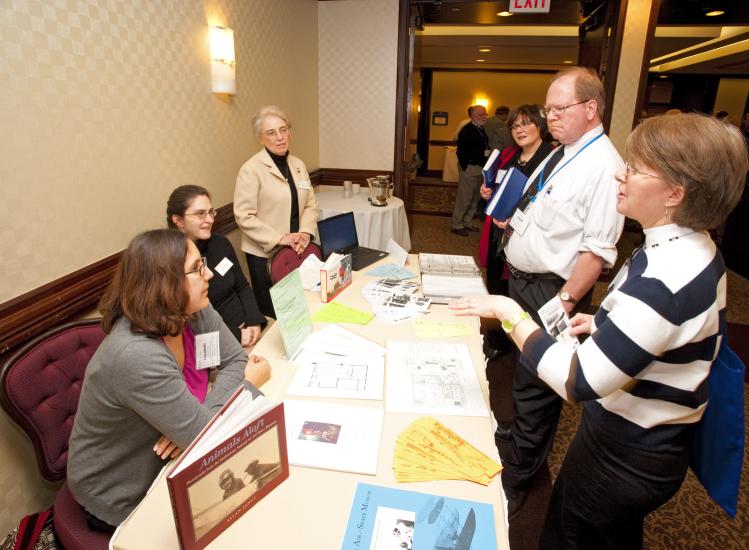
[
  {"left": 321, "top": 252, "right": 353, "bottom": 303},
  {"left": 341, "top": 483, "right": 497, "bottom": 550},
  {"left": 166, "top": 391, "right": 289, "bottom": 550}
]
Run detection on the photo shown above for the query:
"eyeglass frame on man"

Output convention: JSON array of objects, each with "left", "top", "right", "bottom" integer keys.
[
  {"left": 185, "top": 257, "right": 208, "bottom": 277},
  {"left": 542, "top": 99, "right": 591, "bottom": 117},
  {"left": 624, "top": 162, "right": 661, "bottom": 180},
  {"left": 185, "top": 209, "right": 217, "bottom": 221},
  {"left": 262, "top": 125, "right": 291, "bottom": 139}
]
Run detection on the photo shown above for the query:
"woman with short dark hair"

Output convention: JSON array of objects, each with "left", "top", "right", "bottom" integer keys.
[
  {"left": 167, "top": 185, "right": 266, "bottom": 347},
  {"left": 453, "top": 113, "right": 748, "bottom": 547},
  {"left": 68, "top": 229, "right": 270, "bottom": 532}
]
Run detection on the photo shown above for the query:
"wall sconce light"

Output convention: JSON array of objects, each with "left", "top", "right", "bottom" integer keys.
[
  {"left": 209, "top": 26, "right": 236, "bottom": 95},
  {"left": 472, "top": 96, "right": 489, "bottom": 109}
]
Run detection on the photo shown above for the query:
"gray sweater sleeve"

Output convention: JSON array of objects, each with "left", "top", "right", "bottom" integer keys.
[{"left": 115, "top": 306, "right": 250, "bottom": 449}]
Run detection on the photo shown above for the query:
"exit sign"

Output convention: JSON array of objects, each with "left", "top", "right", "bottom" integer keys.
[{"left": 510, "top": 0, "right": 551, "bottom": 13}]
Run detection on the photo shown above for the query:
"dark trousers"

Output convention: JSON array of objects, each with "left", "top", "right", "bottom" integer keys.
[
  {"left": 485, "top": 225, "right": 511, "bottom": 351},
  {"left": 540, "top": 413, "right": 689, "bottom": 549},
  {"left": 245, "top": 253, "right": 275, "bottom": 319},
  {"left": 496, "top": 272, "right": 590, "bottom": 495}
]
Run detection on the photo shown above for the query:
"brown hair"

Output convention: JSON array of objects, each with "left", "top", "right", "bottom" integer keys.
[
  {"left": 166, "top": 185, "right": 211, "bottom": 228},
  {"left": 551, "top": 67, "right": 605, "bottom": 118},
  {"left": 99, "top": 229, "right": 190, "bottom": 337},
  {"left": 626, "top": 113, "right": 748, "bottom": 231},
  {"left": 507, "top": 104, "right": 548, "bottom": 138}
]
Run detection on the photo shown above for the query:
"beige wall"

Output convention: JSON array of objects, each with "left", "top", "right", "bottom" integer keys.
[
  {"left": 713, "top": 78, "right": 749, "bottom": 125},
  {"left": 427, "top": 71, "right": 553, "bottom": 170},
  {"left": 0, "top": 0, "right": 318, "bottom": 533},
  {"left": 609, "top": 0, "right": 653, "bottom": 153},
  {"left": 318, "top": 0, "right": 399, "bottom": 170},
  {"left": 1, "top": 0, "right": 319, "bottom": 305}
]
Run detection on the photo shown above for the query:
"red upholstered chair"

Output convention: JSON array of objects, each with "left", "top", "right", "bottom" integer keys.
[
  {"left": 267, "top": 242, "right": 323, "bottom": 284},
  {"left": 0, "top": 319, "right": 110, "bottom": 549}
]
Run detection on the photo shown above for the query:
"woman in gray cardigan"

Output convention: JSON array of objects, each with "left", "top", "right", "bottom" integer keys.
[{"left": 67, "top": 229, "right": 270, "bottom": 532}]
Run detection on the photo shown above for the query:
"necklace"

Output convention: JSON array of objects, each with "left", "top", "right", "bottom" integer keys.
[{"left": 642, "top": 230, "right": 697, "bottom": 250}]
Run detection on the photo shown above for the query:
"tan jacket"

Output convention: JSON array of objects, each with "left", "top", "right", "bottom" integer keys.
[{"left": 233, "top": 148, "right": 318, "bottom": 258}]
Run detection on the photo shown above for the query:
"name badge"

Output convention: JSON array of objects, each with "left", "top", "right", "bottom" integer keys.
[
  {"left": 509, "top": 207, "right": 531, "bottom": 236},
  {"left": 494, "top": 169, "right": 507, "bottom": 185},
  {"left": 195, "top": 331, "right": 221, "bottom": 370},
  {"left": 296, "top": 179, "right": 311, "bottom": 190},
  {"left": 214, "top": 257, "right": 233, "bottom": 276}
]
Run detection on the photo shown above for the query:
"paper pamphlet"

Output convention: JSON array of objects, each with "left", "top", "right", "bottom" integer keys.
[
  {"left": 340, "top": 483, "right": 497, "bottom": 550},
  {"left": 301, "top": 324, "right": 385, "bottom": 357},
  {"left": 284, "top": 400, "right": 384, "bottom": 475},
  {"left": 538, "top": 295, "right": 579, "bottom": 348},
  {"left": 393, "top": 417, "right": 501, "bottom": 485},
  {"left": 311, "top": 302, "right": 374, "bottom": 325},
  {"left": 411, "top": 319, "right": 473, "bottom": 339},
  {"left": 366, "top": 263, "right": 417, "bottom": 280},
  {"left": 269, "top": 270, "right": 313, "bottom": 359},
  {"left": 286, "top": 351, "right": 385, "bottom": 401},
  {"left": 298, "top": 254, "right": 324, "bottom": 290},
  {"left": 385, "top": 239, "right": 409, "bottom": 267},
  {"left": 385, "top": 341, "right": 489, "bottom": 417}
]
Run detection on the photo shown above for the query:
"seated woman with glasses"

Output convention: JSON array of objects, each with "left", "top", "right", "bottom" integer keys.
[
  {"left": 68, "top": 229, "right": 271, "bottom": 532},
  {"left": 167, "top": 185, "right": 266, "bottom": 348},
  {"left": 234, "top": 105, "right": 318, "bottom": 318},
  {"left": 478, "top": 104, "right": 554, "bottom": 358},
  {"left": 453, "top": 113, "right": 747, "bottom": 548}
]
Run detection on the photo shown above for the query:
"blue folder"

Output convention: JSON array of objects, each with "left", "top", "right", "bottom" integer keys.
[{"left": 484, "top": 167, "right": 528, "bottom": 221}]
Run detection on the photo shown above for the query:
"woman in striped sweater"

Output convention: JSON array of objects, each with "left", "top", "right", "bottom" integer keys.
[{"left": 451, "top": 113, "right": 748, "bottom": 549}]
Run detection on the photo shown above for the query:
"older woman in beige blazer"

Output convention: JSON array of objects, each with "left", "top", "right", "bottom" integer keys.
[{"left": 234, "top": 106, "right": 318, "bottom": 317}]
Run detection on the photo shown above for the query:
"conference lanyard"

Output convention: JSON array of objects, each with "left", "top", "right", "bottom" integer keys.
[{"left": 530, "top": 132, "right": 605, "bottom": 202}]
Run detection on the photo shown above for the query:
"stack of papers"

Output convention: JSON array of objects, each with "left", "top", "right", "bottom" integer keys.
[
  {"left": 361, "top": 278, "right": 430, "bottom": 325},
  {"left": 393, "top": 417, "right": 501, "bottom": 486}
]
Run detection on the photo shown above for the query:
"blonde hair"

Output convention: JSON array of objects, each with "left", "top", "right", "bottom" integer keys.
[
  {"left": 251, "top": 105, "right": 291, "bottom": 137},
  {"left": 626, "top": 113, "right": 748, "bottom": 231},
  {"left": 551, "top": 67, "right": 605, "bottom": 118}
]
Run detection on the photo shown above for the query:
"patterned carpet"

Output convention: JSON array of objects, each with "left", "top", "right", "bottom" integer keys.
[{"left": 407, "top": 208, "right": 749, "bottom": 549}]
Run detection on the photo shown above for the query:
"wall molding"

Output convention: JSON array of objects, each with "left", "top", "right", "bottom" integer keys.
[{"left": 0, "top": 168, "right": 389, "bottom": 353}]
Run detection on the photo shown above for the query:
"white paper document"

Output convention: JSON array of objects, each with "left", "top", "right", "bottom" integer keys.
[
  {"left": 385, "top": 239, "right": 409, "bottom": 267},
  {"left": 385, "top": 341, "right": 489, "bottom": 417},
  {"left": 300, "top": 324, "right": 385, "bottom": 357},
  {"left": 538, "top": 295, "right": 579, "bottom": 348},
  {"left": 283, "top": 400, "right": 384, "bottom": 475},
  {"left": 287, "top": 351, "right": 385, "bottom": 400}
]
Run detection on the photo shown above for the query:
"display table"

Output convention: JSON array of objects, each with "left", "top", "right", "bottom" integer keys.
[
  {"left": 111, "top": 255, "right": 508, "bottom": 550},
  {"left": 443, "top": 146, "right": 460, "bottom": 182},
  {"left": 315, "top": 184, "right": 411, "bottom": 251}
]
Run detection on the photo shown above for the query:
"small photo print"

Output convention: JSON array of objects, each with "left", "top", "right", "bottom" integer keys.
[
  {"left": 298, "top": 421, "right": 342, "bottom": 444},
  {"left": 370, "top": 506, "right": 415, "bottom": 550}
]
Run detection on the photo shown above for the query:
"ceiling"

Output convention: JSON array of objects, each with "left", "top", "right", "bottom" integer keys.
[{"left": 412, "top": 1, "right": 749, "bottom": 75}]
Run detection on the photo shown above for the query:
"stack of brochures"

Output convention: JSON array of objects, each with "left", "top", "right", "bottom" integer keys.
[
  {"left": 361, "top": 278, "right": 430, "bottom": 325},
  {"left": 393, "top": 417, "right": 501, "bottom": 485},
  {"left": 418, "top": 253, "right": 488, "bottom": 304}
]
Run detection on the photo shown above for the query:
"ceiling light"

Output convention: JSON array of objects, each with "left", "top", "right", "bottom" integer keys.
[
  {"left": 451, "top": 7, "right": 461, "bottom": 12},
  {"left": 475, "top": 59, "right": 486, "bottom": 62},
  {"left": 479, "top": 48, "right": 492, "bottom": 52},
  {"left": 704, "top": 10, "right": 725, "bottom": 17},
  {"left": 658, "top": 75, "right": 668, "bottom": 79},
  {"left": 562, "top": 60, "right": 574, "bottom": 64},
  {"left": 497, "top": 11, "right": 513, "bottom": 17}
]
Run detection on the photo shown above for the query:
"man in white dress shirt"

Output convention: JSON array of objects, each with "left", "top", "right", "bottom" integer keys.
[{"left": 497, "top": 67, "right": 624, "bottom": 519}]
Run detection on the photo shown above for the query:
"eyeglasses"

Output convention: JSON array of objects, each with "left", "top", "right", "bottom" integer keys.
[
  {"left": 185, "top": 257, "right": 208, "bottom": 277},
  {"left": 185, "top": 209, "right": 216, "bottom": 220},
  {"left": 262, "top": 126, "right": 290, "bottom": 139},
  {"left": 542, "top": 100, "right": 590, "bottom": 117},
  {"left": 510, "top": 120, "right": 535, "bottom": 131},
  {"left": 625, "top": 162, "right": 660, "bottom": 179}
]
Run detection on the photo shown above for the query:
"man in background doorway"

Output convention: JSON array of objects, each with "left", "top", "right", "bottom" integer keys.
[
  {"left": 452, "top": 105, "right": 489, "bottom": 236},
  {"left": 484, "top": 105, "right": 512, "bottom": 152}
]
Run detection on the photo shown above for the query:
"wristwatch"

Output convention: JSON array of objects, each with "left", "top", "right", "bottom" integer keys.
[
  {"left": 502, "top": 311, "right": 531, "bottom": 334},
  {"left": 558, "top": 290, "right": 577, "bottom": 304}
]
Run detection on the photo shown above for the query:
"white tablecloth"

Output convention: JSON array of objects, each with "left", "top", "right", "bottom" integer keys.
[
  {"left": 315, "top": 185, "right": 411, "bottom": 251},
  {"left": 442, "top": 146, "right": 459, "bottom": 182}
]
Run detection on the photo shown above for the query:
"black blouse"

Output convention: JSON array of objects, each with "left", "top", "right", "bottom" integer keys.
[
  {"left": 266, "top": 148, "right": 300, "bottom": 233},
  {"left": 196, "top": 234, "right": 267, "bottom": 342}
]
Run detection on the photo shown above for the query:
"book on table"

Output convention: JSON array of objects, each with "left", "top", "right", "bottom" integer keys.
[
  {"left": 340, "top": 483, "right": 497, "bottom": 550},
  {"left": 165, "top": 384, "right": 289, "bottom": 550},
  {"left": 320, "top": 252, "right": 353, "bottom": 303},
  {"left": 483, "top": 167, "right": 529, "bottom": 221},
  {"left": 417, "top": 253, "right": 487, "bottom": 304}
]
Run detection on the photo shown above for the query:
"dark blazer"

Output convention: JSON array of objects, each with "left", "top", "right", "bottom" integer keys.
[
  {"left": 196, "top": 234, "right": 267, "bottom": 341},
  {"left": 457, "top": 122, "right": 489, "bottom": 170}
]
